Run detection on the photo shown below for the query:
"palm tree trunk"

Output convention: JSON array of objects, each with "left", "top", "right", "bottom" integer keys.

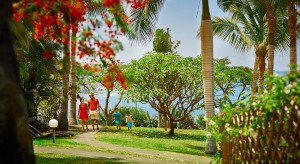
[
  {"left": 266, "top": 2, "right": 276, "bottom": 91},
  {"left": 57, "top": 37, "right": 70, "bottom": 131},
  {"left": 69, "top": 29, "right": 77, "bottom": 125},
  {"left": 251, "top": 53, "right": 259, "bottom": 97},
  {"left": 0, "top": 1, "right": 35, "bottom": 162},
  {"left": 201, "top": 0, "right": 217, "bottom": 154},
  {"left": 289, "top": 0, "right": 297, "bottom": 73},
  {"left": 258, "top": 47, "right": 267, "bottom": 94}
]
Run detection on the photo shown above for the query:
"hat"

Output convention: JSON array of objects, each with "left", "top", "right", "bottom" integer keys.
[{"left": 89, "top": 91, "right": 94, "bottom": 96}]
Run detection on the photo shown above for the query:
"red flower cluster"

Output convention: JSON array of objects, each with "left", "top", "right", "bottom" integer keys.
[
  {"left": 43, "top": 50, "right": 54, "bottom": 60},
  {"left": 101, "top": 64, "right": 128, "bottom": 90},
  {"left": 126, "top": 0, "right": 153, "bottom": 9},
  {"left": 103, "top": 0, "right": 121, "bottom": 8},
  {"left": 12, "top": 0, "right": 140, "bottom": 90}
]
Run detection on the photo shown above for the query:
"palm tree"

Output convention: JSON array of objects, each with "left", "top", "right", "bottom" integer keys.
[
  {"left": 288, "top": 0, "right": 300, "bottom": 73},
  {"left": 200, "top": 0, "right": 217, "bottom": 154},
  {"left": 69, "top": 28, "right": 78, "bottom": 126},
  {"left": 128, "top": 0, "right": 217, "bottom": 153},
  {"left": 215, "top": 0, "right": 290, "bottom": 96},
  {"left": 215, "top": 0, "right": 268, "bottom": 96}
]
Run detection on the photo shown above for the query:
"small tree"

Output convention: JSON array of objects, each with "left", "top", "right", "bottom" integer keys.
[{"left": 125, "top": 53, "right": 204, "bottom": 135}]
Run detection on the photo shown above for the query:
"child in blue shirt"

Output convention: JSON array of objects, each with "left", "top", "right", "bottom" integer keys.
[{"left": 113, "top": 108, "right": 122, "bottom": 130}]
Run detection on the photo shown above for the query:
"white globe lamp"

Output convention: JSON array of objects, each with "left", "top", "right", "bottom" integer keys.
[{"left": 48, "top": 119, "right": 58, "bottom": 143}]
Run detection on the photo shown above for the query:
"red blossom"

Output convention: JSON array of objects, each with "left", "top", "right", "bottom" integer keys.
[
  {"left": 106, "top": 20, "right": 113, "bottom": 28},
  {"left": 43, "top": 50, "right": 54, "bottom": 59}
]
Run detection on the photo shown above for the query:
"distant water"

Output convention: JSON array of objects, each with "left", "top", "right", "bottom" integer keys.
[{"left": 74, "top": 71, "right": 289, "bottom": 116}]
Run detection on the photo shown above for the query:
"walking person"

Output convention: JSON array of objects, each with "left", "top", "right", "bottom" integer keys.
[
  {"left": 113, "top": 108, "right": 122, "bottom": 130},
  {"left": 88, "top": 91, "right": 101, "bottom": 131},
  {"left": 78, "top": 98, "right": 89, "bottom": 132},
  {"left": 126, "top": 111, "right": 134, "bottom": 130}
]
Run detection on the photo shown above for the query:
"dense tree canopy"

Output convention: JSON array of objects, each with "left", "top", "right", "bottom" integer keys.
[{"left": 124, "top": 52, "right": 204, "bottom": 135}]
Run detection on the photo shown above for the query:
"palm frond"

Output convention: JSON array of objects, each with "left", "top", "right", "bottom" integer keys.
[
  {"left": 212, "top": 17, "right": 252, "bottom": 52},
  {"left": 128, "top": 0, "right": 166, "bottom": 45},
  {"left": 85, "top": 0, "right": 104, "bottom": 18},
  {"left": 12, "top": 20, "right": 32, "bottom": 50}
]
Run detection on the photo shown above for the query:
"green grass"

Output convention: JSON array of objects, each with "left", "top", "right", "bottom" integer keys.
[
  {"left": 35, "top": 153, "right": 128, "bottom": 164},
  {"left": 34, "top": 126, "right": 214, "bottom": 162},
  {"left": 96, "top": 126, "right": 210, "bottom": 156}
]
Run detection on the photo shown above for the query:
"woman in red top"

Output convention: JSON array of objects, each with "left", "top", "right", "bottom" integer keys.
[{"left": 78, "top": 98, "right": 89, "bottom": 131}]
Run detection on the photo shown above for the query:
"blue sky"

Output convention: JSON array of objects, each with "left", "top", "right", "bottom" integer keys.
[{"left": 116, "top": 0, "right": 299, "bottom": 71}]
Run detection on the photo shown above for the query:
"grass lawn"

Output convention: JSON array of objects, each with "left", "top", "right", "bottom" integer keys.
[
  {"left": 35, "top": 153, "right": 125, "bottom": 164},
  {"left": 33, "top": 126, "right": 215, "bottom": 162},
  {"left": 96, "top": 126, "right": 211, "bottom": 157}
]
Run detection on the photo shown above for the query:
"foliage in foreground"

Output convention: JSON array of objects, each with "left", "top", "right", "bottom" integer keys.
[{"left": 209, "top": 70, "right": 300, "bottom": 162}]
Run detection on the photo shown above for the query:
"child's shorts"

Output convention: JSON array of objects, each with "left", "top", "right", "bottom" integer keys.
[{"left": 127, "top": 122, "right": 132, "bottom": 127}]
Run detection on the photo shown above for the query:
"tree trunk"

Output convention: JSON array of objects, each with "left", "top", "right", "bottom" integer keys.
[
  {"left": 289, "top": 0, "right": 297, "bottom": 73},
  {"left": 266, "top": 2, "right": 276, "bottom": 91},
  {"left": 168, "top": 119, "right": 175, "bottom": 135},
  {"left": 105, "top": 116, "right": 111, "bottom": 126},
  {"left": 57, "top": 37, "right": 70, "bottom": 131},
  {"left": 258, "top": 47, "right": 267, "bottom": 94},
  {"left": 158, "top": 112, "right": 162, "bottom": 128},
  {"left": 201, "top": 0, "right": 217, "bottom": 154},
  {"left": 257, "top": 54, "right": 266, "bottom": 93},
  {"left": 251, "top": 52, "right": 259, "bottom": 97},
  {"left": 164, "top": 114, "right": 168, "bottom": 131},
  {"left": 68, "top": 29, "right": 77, "bottom": 125},
  {"left": 0, "top": 1, "right": 35, "bottom": 162}
]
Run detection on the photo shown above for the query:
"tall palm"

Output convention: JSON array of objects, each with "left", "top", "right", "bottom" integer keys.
[
  {"left": 289, "top": 0, "right": 297, "bottom": 73},
  {"left": 215, "top": 0, "right": 290, "bottom": 96},
  {"left": 69, "top": 28, "right": 78, "bottom": 125},
  {"left": 57, "top": 37, "right": 71, "bottom": 131},
  {"left": 287, "top": 0, "right": 300, "bottom": 73},
  {"left": 264, "top": 0, "right": 277, "bottom": 91},
  {"left": 200, "top": 0, "right": 217, "bottom": 154},
  {"left": 128, "top": 0, "right": 216, "bottom": 153}
]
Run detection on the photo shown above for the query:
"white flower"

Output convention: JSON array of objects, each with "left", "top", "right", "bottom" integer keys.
[
  {"left": 225, "top": 123, "right": 230, "bottom": 128},
  {"left": 285, "top": 84, "right": 292, "bottom": 94},
  {"left": 209, "top": 120, "right": 215, "bottom": 125},
  {"left": 284, "top": 88, "right": 290, "bottom": 94},
  {"left": 290, "top": 100, "right": 295, "bottom": 106},
  {"left": 249, "top": 128, "right": 253, "bottom": 132},
  {"left": 252, "top": 102, "right": 256, "bottom": 106},
  {"left": 226, "top": 127, "right": 231, "bottom": 132}
]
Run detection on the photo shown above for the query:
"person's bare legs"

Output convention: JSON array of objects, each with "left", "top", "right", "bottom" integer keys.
[
  {"left": 91, "top": 119, "right": 95, "bottom": 131},
  {"left": 85, "top": 120, "right": 89, "bottom": 131},
  {"left": 81, "top": 120, "right": 85, "bottom": 131},
  {"left": 95, "top": 119, "right": 99, "bottom": 131}
]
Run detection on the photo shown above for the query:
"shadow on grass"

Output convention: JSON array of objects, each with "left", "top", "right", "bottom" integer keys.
[
  {"left": 36, "top": 153, "right": 129, "bottom": 164},
  {"left": 101, "top": 128, "right": 207, "bottom": 142}
]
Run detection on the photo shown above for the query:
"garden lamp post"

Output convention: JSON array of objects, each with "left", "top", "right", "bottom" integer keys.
[{"left": 49, "top": 119, "right": 58, "bottom": 143}]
